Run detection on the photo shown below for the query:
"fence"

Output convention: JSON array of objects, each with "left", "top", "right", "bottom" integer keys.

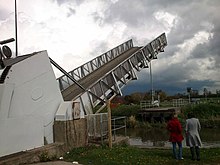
[
  {"left": 140, "top": 99, "right": 190, "bottom": 108},
  {"left": 140, "top": 100, "right": 160, "bottom": 109},
  {"left": 172, "top": 98, "right": 189, "bottom": 107},
  {"left": 86, "top": 113, "right": 126, "bottom": 144},
  {"left": 111, "top": 116, "right": 127, "bottom": 141}
]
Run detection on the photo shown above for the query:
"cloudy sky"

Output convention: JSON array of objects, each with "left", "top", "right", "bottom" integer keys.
[{"left": 0, "top": 0, "right": 219, "bottom": 95}]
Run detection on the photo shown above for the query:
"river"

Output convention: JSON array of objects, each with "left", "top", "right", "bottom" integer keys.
[{"left": 118, "top": 127, "right": 220, "bottom": 148}]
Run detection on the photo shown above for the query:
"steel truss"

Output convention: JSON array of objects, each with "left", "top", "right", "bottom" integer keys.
[{"left": 55, "top": 33, "right": 167, "bottom": 114}]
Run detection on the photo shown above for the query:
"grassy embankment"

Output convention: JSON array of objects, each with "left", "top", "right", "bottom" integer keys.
[{"left": 64, "top": 144, "right": 220, "bottom": 165}]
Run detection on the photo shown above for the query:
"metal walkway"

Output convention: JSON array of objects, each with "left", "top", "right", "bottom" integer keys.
[{"left": 53, "top": 33, "right": 167, "bottom": 114}]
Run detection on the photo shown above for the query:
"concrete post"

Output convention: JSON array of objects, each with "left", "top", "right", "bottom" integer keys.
[{"left": 107, "top": 100, "right": 112, "bottom": 148}]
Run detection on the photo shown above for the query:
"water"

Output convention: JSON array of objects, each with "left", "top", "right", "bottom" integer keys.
[{"left": 120, "top": 127, "right": 220, "bottom": 148}]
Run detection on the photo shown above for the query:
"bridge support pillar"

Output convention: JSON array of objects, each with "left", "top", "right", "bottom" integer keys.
[{"left": 53, "top": 118, "right": 88, "bottom": 150}]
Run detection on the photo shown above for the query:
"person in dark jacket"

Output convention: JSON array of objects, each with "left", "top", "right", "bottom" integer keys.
[
  {"left": 185, "top": 112, "right": 202, "bottom": 161},
  {"left": 167, "top": 113, "right": 184, "bottom": 160}
]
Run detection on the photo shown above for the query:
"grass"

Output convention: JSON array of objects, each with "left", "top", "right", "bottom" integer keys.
[{"left": 63, "top": 144, "right": 220, "bottom": 165}]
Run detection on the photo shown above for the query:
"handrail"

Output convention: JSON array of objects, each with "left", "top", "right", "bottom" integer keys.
[
  {"left": 101, "top": 116, "right": 127, "bottom": 142},
  {"left": 111, "top": 116, "right": 126, "bottom": 141},
  {"left": 49, "top": 57, "right": 86, "bottom": 91},
  {"left": 57, "top": 39, "right": 133, "bottom": 91},
  {"left": 86, "top": 113, "right": 126, "bottom": 144}
]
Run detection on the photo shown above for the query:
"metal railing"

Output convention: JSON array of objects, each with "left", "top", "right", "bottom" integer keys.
[
  {"left": 57, "top": 39, "right": 133, "bottom": 91},
  {"left": 86, "top": 113, "right": 126, "bottom": 144},
  {"left": 140, "top": 100, "right": 152, "bottom": 109},
  {"left": 111, "top": 116, "right": 127, "bottom": 141},
  {"left": 86, "top": 113, "right": 108, "bottom": 142},
  {"left": 172, "top": 98, "right": 189, "bottom": 107}
]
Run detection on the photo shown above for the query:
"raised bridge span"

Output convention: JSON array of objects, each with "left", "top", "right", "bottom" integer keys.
[{"left": 52, "top": 33, "right": 167, "bottom": 114}]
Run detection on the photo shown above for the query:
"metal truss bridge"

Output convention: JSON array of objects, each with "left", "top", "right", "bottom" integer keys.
[{"left": 51, "top": 33, "right": 167, "bottom": 114}]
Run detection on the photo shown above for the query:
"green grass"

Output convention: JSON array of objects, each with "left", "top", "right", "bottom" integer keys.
[{"left": 63, "top": 144, "right": 220, "bottom": 165}]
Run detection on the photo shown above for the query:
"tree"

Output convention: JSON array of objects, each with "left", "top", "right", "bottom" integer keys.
[
  {"left": 130, "top": 92, "right": 145, "bottom": 104},
  {"left": 157, "top": 90, "right": 167, "bottom": 101},
  {"left": 124, "top": 95, "right": 133, "bottom": 104}
]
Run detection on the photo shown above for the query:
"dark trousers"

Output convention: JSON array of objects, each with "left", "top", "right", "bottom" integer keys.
[{"left": 190, "top": 146, "right": 200, "bottom": 160}]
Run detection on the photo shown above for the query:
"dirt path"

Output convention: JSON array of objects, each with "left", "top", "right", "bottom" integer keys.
[{"left": 29, "top": 160, "right": 82, "bottom": 165}]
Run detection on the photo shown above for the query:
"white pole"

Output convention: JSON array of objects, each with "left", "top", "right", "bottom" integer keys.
[
  {"left": 188, "top": 93, "right": 190, "bottom": 103},
  {"left": 15, "top": 0, "right": 18, "bottom": 57},
  {"left": 107, "top": 100, "right": 112, "bottom": 148},
  {"left": 150, "top": 61, "right": 154, "bottom": 104}
]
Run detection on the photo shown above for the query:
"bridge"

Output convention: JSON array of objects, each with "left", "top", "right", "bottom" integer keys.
[{"left": 52, "top": 33, "right": 167, "bottom": 114}]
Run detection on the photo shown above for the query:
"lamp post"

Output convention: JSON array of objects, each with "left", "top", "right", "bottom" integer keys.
[
  {"left": 187, "top": 87, "right": 192, "bottom": 103},
  {"left": 204, "top": 88, "right": 207, "bottom": 102},
  {"left": 15, "top": 0, "right": 18, "bottom": 57},
  {"left": 150, "top": 61, "right": 154, "bottom": 105}
]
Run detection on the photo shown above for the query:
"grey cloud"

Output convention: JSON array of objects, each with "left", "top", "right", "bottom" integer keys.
[
  {"left": 90, "top": 41, "right": 109, "bottom": 57},
  {"left": 191, "top": 43, "right": 209, "bottom": 59},
  {"left": 102, "top": 0, "right": 157, "bottom": 27},
  {"left": 209, "top": 26, "right": 220, "bottom": 69},
  {"left": 0, "top": 8, "right": 12, "bottom": 20},
  {"left": 102, "top": 0, "right": 194, "bottom": 27},
  {"left": 123, "top": 70, "right": 215, "bottom": 95},
  {"left": 191, "top": 25, "right": 220, "bottom": 69},
  {"left": 90, "top": 12, "right": 105, "bottom": 26},
  {"left": 67, "top": 7, "right": 76, "bottom": 17},
  {"left": 54, "top": 0, "right": 85, "bottom": 6}
]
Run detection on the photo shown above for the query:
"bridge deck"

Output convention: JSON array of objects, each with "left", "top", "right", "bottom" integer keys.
[
  {"left": 62, "top": 47, "right": 141, "bottom": 101},
  {"left": 139, "top": 107, "right": 181, "bottom": 122}
]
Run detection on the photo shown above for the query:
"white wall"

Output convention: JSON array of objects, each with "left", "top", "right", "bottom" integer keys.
[
  {"left": 0, "top": 116, "right": 44, "bottom": 157},
  {"left": 0, "top": 51, "right": 63, "bottom": 157},
  {"left": 0, "top": 84, "right": 14, "bottom": 119}
]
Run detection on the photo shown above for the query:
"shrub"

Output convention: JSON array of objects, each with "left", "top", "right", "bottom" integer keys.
[
  {"left": 111, "top": 104, "right": 140, "bottom": 118},
  {"left": 182, "top": 103, "right": 220, "bottom": 119},
  {"left": 38, "top": 151, "right": 57, "bottom": 162},
  {"left": 127, "top": 115, "right": 138, "bottom": 128}
]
